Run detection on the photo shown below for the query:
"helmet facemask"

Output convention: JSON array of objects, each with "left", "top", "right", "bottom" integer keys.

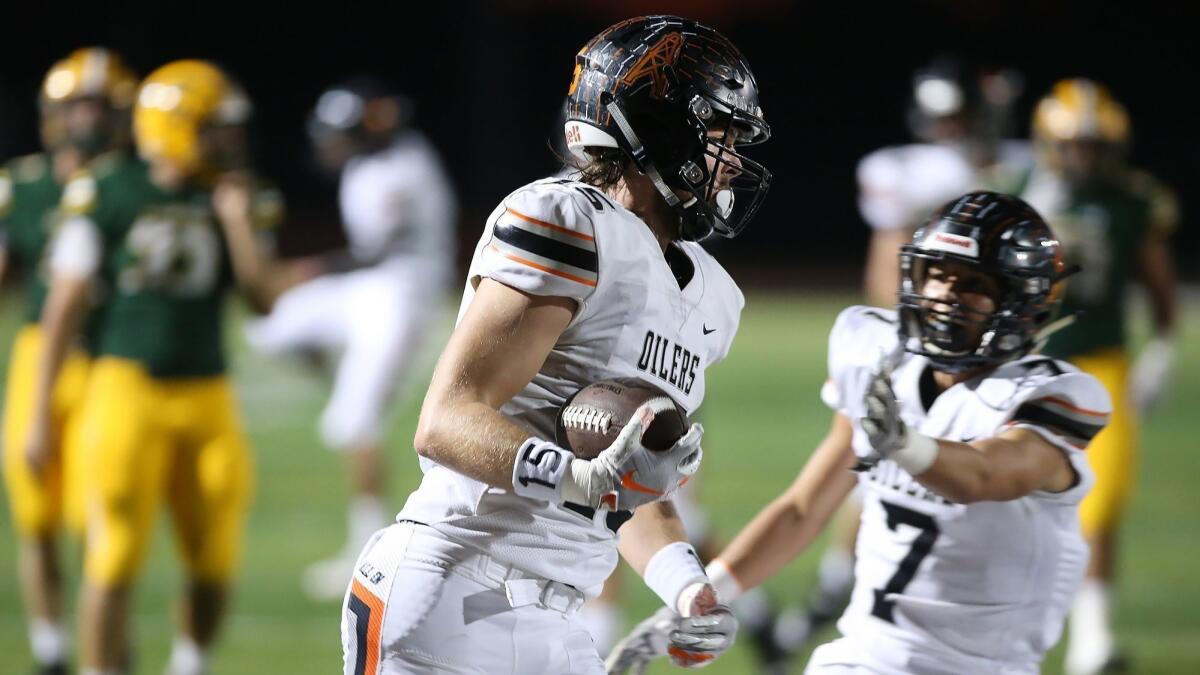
[
  {"left": 601, "top": 81, "right": 770, "bottom": 241},
  {"left": 897, "top": 200, "right": 1072, "bottom": 374},
  {"left": 898, "top": 251, "right": 1022, "bottom": 374}
]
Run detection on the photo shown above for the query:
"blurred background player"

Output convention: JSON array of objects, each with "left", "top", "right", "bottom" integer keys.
[
  {"left": 858, "top": 56, "right": 1030, "bottom": 306},
  {"left": 771, "top": 57, "right": 1035, "bottom": 661},
  {"left": 244, "top": 78, "right": 457, "bottom": 601},
  {"left": 0, "top": 47, "right": 137, "bottom": 675},
  {"left": 31, "top": 60, "right": 288, "bottom": 675},
  {"left": 1011, "top": 78, "right": 1179, "bottom": 675}
]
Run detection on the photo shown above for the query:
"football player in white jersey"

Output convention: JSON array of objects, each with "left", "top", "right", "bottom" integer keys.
[
  {"left": 339, "top": 15, "right": 773, "bottom": 675},
  {"left": 859, "top": 58, "right": 1031, "bottom": 306},
  {"left": 243, "top": 79, "right": 458, "bottom": 600},
  {"left": 609, "top": 191, "right": 1112, "bottom": 675},
  {"left": 783, "top": 61, "right": 1033, "bottom": 656}
]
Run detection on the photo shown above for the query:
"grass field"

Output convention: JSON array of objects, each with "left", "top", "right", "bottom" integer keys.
[{"left": 1, "top": 290, "right": 1197, "bottom": 674}]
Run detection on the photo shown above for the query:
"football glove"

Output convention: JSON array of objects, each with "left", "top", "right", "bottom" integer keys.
[
  {"left": 606, "top": 601, "right": 737, "bottom": 673},
  {"left": 860, "top": 353, "right": 938, "bottom": 475},
  {"left": 1130, "top": 336, "right": 1175, "bottom": 415}
]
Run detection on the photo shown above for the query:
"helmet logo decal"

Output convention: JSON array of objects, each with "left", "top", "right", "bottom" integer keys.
[
  {"left": 567, "top": 46, "right": 587, "bottom": 97},
  {"left": 925, "top": 232, "right": 980, "bottom": 258},
  {"left": 619, "top": 32, "right": 684, "bottom": 98}
]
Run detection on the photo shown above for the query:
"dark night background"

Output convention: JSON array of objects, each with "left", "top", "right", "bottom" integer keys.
[{"left": 1, "top": 0, "right": 1193, "bottom": 284}]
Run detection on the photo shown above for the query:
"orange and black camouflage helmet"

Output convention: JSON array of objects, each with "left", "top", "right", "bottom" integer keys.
[{"left": 564, "top": 15, "right": 771, "bottom": 241}]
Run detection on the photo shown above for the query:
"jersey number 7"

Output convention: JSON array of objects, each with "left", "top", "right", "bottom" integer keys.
[{"left": 872, "top": 501, "right": 940, "bottom": 623}]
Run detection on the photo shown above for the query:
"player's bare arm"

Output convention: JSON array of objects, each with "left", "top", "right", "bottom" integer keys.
[
  {"left": 1130, "top": 229, "right": 1179, "bottom": 412},
  {"left": 26, "top": 244, "right": 93, "bottom": 476},
  {"left": 414, "top": 277, "right": 575, "bottom": 487},
  {"left": 212, "top": 171, "right": 288, "bottom": 313},
  {"left": 864, "top": 229, "right": 911, "bottom": 307},
  {"left": 709, "top": 412, "right": 858, "bottom": 595},
  {"left": 617, "top": 501, "right": 690, "bottom": 575},
  {"left": 891, "top": 426, "right": 1077, "bottom": 503},
  {"left": 1139, "top": 231, "right": 1178, "bottom": 335}
]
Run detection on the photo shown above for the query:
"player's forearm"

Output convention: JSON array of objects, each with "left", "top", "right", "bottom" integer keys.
[
  {"left": 223, "top": 220, "right": 282, "bottom": 314},
  {"left": 716, "top": 424, "right": 858, "bottom": 595},
  {"left": 1140, "top": 234, "right": 1178, "bottom": 334},
  {"left": 618, "top": 501, "right": 689, "bottom": 576},
  {"left": 913, "top": 437, "right": 1038, "bottom": 504},
  {"left": 863, "top": 229, "right": 909, "bottom": 307},
  {"left": 413, "top": 396, "right": 535, "bottom": 489},
  {"left": 717, "top": 496, "right": 827, "bottom": 592},
  {"left": 31, "top": 279, "right": 89, "bottom": 426}
]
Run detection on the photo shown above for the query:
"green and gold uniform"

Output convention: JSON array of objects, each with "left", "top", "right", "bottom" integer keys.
[
  {"left": 0, "top": 153, "right": 91, "bottom": 537},
  {"left": 60, "top": 161, "right": 278, "bottom": 586},
  {"left": 1016, "top": 167, "right": 1178, "bottom": 535}
]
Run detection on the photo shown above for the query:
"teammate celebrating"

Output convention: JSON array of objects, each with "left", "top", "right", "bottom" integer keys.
[
  {"left": 244, "top": 78, "right": 458, "bottom": 600},
  {"left": 340, "top": 15, "right": 771, "bottom": 674},
  {"left": 1016, "top": 79, "right": 1179, "bottom": 675},
  {"left": 780, "top": 60, "right": 1033, "bottom": 659},
  {"left": 0, "top": 47, "right": 137, "bottom": 675},
  {"left": 609, "top": 192, "right": 1111, "bottom": 674},
  {"left": 31, "top": 60, "right": 285, "bottom": 675}
]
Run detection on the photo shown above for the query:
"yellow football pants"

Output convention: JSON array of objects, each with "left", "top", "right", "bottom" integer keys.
[
  {"left": 2, "top": 324, "right": 91, "bottom": 536},
  {"left": 80, "top": 357, "right": 253, "bottom": 587},
  {"left": 1070, "top": 349, "right": 1137, "bottom": 537}
]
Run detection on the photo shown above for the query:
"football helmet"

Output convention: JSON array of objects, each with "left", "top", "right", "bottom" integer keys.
[
  {"left": 39, "top": 47, "right": 138, "bottom": 153},
  {"left": 564, "top": 15, "right": 771, "bottom": 241},
  {"left": 307, "top": 78, "right": 412, "bottom": 142},
  {"left": 902, "top": 54, "right": 979, "bottom": 142},
  {"left": 898, "top": 191, "right": 1073, "bottom": 373},
  {"left": 307, "top": 77, "right": 413, "bottom": 173},
  {"left": 1033, "top": 78, "right": 1129, "bottom": 145},
  {"left": 133, "top": 60, "right": 251, "bottom": 174}
]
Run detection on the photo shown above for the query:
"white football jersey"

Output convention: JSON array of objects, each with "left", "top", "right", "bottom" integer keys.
[
  {"left": 338, "top": 131, "right": 457, "bottom": 285},
  {"left": 856, "top": 141, "right": 1032, "bottom": 231},
  {"left": 819, "top": 306, "right": 1110, "bottom": 674},
  {"left": 398, "top": 177, "right": 744, "bottom": 594}
]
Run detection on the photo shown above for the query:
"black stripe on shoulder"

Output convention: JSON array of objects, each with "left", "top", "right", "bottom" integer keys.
[
  {"left": 1012, "top": 402, "right": 1104, "bottom": 445},
  {"left": 861, "top": 309, "right": 897, "bottom": 325},
  {"left": 494, "top": 221, "right": 598, "bottom": 273},
  {"left": 1019, "top": 358, "right": 1065, "bottom": 377}
]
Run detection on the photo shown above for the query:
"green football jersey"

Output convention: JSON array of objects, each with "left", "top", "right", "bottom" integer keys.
[
  {"left": 63, "top": 160, "right": 237, "bottom": 378},
  {"left": 0, "top": 153, "right": 63, "bottom": 323},
  {"left": 1015, "top": 168, "right": 1178, "bottom": 358}
]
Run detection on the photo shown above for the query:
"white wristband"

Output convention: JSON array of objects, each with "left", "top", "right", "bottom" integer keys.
[
  {"left": 893, "top": 431, "right": 939, "bottom": 476},
  {"left": 705, "top": 558, "right": 744, "bottom": 603},
  {"left": 644, "top": 542, "right": 708, "bottom": 614},
  {"left": 511, "top": 438, "right": 574, "bottom": 503}
]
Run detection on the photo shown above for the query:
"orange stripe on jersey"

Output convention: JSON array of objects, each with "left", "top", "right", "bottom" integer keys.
[
  {"left": 505, "top": 207, "right": 596, "bottom": 242},
  {"left": 350, "top": 578, "right": 385, "bottom": 675},
  {"left": 1038, "top": 396, "right": 1109, "bottom": 419},
  {"left": 487, "top": 244, "right": 599, "bottom": 287},
  {"left": 1002, "top": 421, "right": 1088, "bottom": 449}
]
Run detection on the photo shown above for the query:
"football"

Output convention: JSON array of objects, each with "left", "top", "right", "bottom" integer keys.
[{"left": 555, "top": 378, "right": 690, "bottom": 459}]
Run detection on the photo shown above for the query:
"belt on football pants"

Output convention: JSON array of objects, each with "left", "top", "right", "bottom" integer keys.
[{"left": 459, "top": 559, "right": 586, "bottom": 624}]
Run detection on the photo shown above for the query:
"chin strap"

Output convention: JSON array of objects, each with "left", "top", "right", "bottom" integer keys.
[
  {"left": 606, "top": 98, "right": 714, "bottom": 243},
  {"left": 606, "top": 100, "right": 681, "bottom": 207}
]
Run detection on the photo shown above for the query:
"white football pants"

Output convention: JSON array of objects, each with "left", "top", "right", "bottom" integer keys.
[
  {"left": 341, "top": 521, "right": 605, "bottom": 675},
  {"left": 245, "top": 267, "right": 435, "bottom": 450}
]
